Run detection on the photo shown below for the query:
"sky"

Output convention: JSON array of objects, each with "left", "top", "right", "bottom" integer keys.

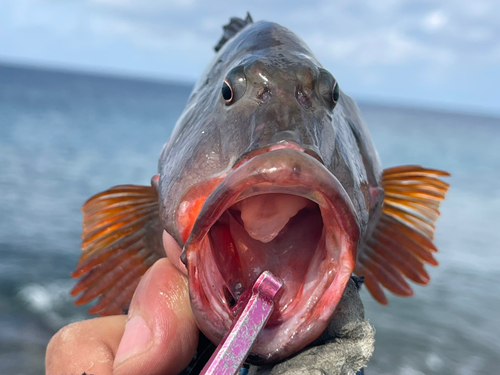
[{"left": 0, "top": 0, "right": 499, "bottom": 116}]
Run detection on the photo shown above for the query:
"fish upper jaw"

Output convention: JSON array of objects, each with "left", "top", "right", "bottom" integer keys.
[{"left": 181, "top": 148, "right": 359, "bottom": 363}]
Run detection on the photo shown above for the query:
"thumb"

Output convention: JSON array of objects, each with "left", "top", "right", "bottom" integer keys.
[
  {"left": 113, "top": 257, "right": 199, "bottom": 375},
  {"left": 46, "top": 258, "right": 198, "bottom": 375}
]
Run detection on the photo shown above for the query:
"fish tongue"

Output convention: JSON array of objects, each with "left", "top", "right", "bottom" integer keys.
[{"left": 239, "top": 194, "right": 312, "bottom": 243}]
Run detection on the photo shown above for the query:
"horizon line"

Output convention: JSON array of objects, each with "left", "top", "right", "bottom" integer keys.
[{"left": 1, "top": 58, "right": 498, "bottom": 121}]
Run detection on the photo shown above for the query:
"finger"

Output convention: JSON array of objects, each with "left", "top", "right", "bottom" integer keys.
[
  {"left": 113, "top": 257, "right": 199, "bottom": 375},
  {"left": 46, "top": 315, "right": 126, "bottom": 375},
  {"left": 46, "top": 258, "right": 198, "bottom": 375}
]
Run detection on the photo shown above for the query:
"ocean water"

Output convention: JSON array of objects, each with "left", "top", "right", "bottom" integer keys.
[{"left": 0, "top": 64, "right": 499, "bottom": 375}]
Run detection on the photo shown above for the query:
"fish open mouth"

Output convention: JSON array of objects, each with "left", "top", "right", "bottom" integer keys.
[{"left": 181, "top": 148, "right": 360, "bottom": 363}]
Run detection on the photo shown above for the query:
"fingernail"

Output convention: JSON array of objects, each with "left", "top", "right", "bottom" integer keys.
[{"left": 114, "top": 315, "right": 152, "bottom": 366}]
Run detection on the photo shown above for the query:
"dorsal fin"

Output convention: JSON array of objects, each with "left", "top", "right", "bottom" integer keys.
[
  {"left": 214, "top": 12, "right": 253, "bottom": 52},
  {"left": 70, "top": 184, "right": 165, "bottom": 315},
  {"left": 354, "top": 165, "right": 450, "bottom": 304}
]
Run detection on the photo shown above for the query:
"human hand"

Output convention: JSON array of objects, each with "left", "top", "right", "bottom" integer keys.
[{"left": 46, "top": 257, "right": 199, "bottom": 375}]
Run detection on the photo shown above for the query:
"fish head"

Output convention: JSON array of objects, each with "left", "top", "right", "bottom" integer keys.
[{"left": 158, "top": 21, "right": 382, "bottom": 363}]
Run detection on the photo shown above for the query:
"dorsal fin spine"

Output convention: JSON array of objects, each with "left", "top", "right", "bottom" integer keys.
[{"left": 214, "top": 12, "right": 253, "bottom": 52}]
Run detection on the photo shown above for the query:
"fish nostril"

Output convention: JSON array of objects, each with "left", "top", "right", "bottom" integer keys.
[
  {"left": 296, "top": 87, "right": 312, "bottom": 109},
  {"left": 257, "top": 87, "right": 272, "bottom": 104}
]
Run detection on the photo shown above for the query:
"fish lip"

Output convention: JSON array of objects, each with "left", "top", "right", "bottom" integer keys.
[
  {"left": 183, "top": 147, "right": 360, "bottom": 362},
  {"left": 185, "top": 147, "right": 359, "bottom": 248},
  {"left": 233, "top": 140, "right": 323, "bottom": 170}
]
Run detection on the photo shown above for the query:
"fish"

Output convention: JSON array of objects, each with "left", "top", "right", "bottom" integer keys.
[{"left": 70, "top": 13, "right": 449, "bottom": 364}]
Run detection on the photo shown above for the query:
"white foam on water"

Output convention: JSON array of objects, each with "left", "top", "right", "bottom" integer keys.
[
  {"left": 425, "top": 353, "right": 443, "bottom": 372},
  {"left": 398, "top": 367, "right": 425, "bottom": 375},
  {"left": 18, "top": 280, "right": 87, "bottom": 329}
]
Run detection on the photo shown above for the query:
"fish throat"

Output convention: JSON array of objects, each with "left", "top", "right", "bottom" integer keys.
[
  {"left": 211, "top": 194, "right": 324, "bottom": 310},
  {"left": 182, "top": 148, "right": 359, "bottom": 362}
]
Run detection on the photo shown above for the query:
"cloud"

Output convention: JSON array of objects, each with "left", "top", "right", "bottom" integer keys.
[
  {"left": 81, "top": 0, "right": 500, "bottom": 69},
  {"left": 0, "top": 0, "right": 498, "bottom": 113},
  {"left": 3, "top": 0, "right": 498, "bottom": 69},
  {"left": 422, "top": 10, "right": 448, "bottom": 32},
  {"left": 88, "top": 0, "right": 197, "bottom": 12}
]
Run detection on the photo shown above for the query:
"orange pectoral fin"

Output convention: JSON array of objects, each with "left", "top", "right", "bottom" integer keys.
[
  {"left": 355, "top": 165, "right": 450, "bottom": 304},
  {"left": 71, "top": 184, "right": 165, "bottom": 316}
]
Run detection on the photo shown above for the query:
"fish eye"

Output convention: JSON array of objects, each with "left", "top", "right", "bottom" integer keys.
[
  {"left": 317, "top": 68, "right": 339, "bottom": 110},
  {"left": 221, "top": 65, "right": 247, "bottom": 105},
  {"left": 332, "top": 81, "right": 339, "bottom": 105},
  {"left": 222, "top": 79, "right": 233, "bottom": 103}
]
